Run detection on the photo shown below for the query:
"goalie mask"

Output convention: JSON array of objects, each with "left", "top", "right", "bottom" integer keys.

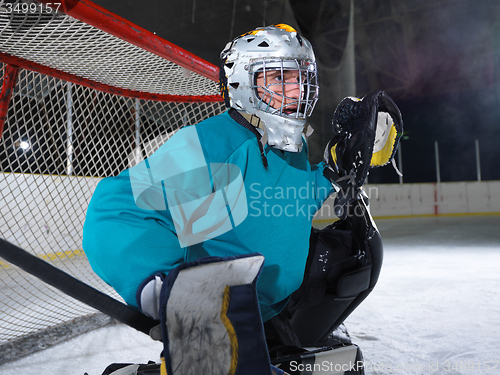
[{"left": 220, "top": 24, "right": 319, "bottom": 152}]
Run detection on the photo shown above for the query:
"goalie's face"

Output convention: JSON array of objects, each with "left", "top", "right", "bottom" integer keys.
[{"left": 255, "top": 69, "right": 304, "bottom": 115}]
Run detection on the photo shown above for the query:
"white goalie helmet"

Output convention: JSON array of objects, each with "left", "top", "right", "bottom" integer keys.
[{"left": 220, "top": 24, "right": 319, "bottom": 152}]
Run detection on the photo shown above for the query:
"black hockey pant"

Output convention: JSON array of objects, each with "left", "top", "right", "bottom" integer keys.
[{"left": 265, "top": 198, "right": 383, "bottom": 348}]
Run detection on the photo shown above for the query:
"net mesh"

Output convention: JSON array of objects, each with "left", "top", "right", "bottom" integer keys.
[
  {"left": 0, "top": 0, "right": 225, "bottom": 359},
  {"left": 0, "top": 0, "right": 220, "bottom": 96}
]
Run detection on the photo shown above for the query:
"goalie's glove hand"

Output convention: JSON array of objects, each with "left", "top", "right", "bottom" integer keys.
[
  {"left": 324, "top": 163, "right": 361, "bottom": 220},
  {"left": 324, "top": 90, "right": 403, "bottom": 219}
]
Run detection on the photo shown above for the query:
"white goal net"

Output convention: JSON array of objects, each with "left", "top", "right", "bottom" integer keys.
[{"left": 0, "top": 0, "right": 224, "bottom": 362}]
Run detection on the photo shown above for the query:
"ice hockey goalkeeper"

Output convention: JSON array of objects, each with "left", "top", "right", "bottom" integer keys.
[{"left": 83, "top": 24, "right": 402, "bottom": 375}]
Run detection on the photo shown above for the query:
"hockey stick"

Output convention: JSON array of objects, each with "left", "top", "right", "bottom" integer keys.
[{"left": 0, "top": 238, "right": 158, "bottom": 336}]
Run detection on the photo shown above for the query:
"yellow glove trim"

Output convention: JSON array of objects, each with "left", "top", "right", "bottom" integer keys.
[
  {"left": 330, "top": 143, "right": 338, "bottom": 167},
  {"left": 371, "top": 122, "right": 398, "bottom": 167}
]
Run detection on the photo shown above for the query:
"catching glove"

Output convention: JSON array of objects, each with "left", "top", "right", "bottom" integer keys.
[{"left": 324, "top": 90, "right": 403, "bottom": 219}]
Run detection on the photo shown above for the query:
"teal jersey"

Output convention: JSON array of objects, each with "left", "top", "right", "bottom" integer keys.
[{"left": 83, "top": 111, "right": 334, "bottom": 321}]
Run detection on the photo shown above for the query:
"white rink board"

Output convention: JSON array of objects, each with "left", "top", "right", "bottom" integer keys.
[
  {"left": 2, "top": 175, "right": 499, "bottom": 254},
  {"left": 0, "top": 173, "right": 101, "bottom": 256},
  {"left": 315, "top": 180, "right": 500, "bottom": 221}
]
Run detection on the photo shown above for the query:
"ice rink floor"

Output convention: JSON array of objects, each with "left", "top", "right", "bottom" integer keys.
[{"left": 0, "top": 215, "right": 499, "bottom": 375}]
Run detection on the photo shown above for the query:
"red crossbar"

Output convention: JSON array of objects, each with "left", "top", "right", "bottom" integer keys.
[
  {"left": 0, "top": 53, "right": 223, "bottom": 104},
  {"left": 36, "top": 0, "right": 220, "bottom": 82},
  {"left": 0, "top": 64, "right": 20, "bottom": 140}
]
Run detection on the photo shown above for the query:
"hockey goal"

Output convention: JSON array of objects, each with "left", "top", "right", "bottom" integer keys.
[{"left": 0, "top": 0, "right": 224, "bottom": 362}]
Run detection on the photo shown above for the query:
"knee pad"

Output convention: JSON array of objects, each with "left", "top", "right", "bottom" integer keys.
[
  {"left": 288, "top": 198, "right": 383, "bottom": 346},
  {"left": 137, "top": 253, "right": 277, "bottom": 375}
]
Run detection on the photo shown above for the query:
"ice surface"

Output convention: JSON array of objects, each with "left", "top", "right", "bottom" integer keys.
[
  {"left": 0, "top": 215, "right": 499, "bottom": 375},
  {"left": 346, "top": 215, "right": 500, "bottom": 375}
]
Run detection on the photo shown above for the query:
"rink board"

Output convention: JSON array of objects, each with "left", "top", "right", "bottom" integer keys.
[
  {"left": 314, "top": 180, "right": 500, "bottom": 221},
  {"left": 0, "top": 173, "right": 101, "bottom": 257}
]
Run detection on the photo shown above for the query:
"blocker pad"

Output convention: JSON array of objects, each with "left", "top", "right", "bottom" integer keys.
[{"left": 152, "top": 253, "right": 273, "bottom": 375}]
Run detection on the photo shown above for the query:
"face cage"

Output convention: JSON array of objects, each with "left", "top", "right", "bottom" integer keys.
[{"left": 249, "top": 59, "right": 319, "bottom": 119}]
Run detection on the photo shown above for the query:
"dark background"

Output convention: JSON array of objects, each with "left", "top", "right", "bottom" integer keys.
[{"left": 92, "top": 0, "right": 500, "bottom": 183}]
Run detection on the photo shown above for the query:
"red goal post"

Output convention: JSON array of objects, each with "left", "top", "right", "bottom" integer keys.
[
  {"left": 1, "top": 0, "right": 222, "bottom": 105},
  {"left": 0, "top": 0, "right": 224, "bottom": 360}
]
